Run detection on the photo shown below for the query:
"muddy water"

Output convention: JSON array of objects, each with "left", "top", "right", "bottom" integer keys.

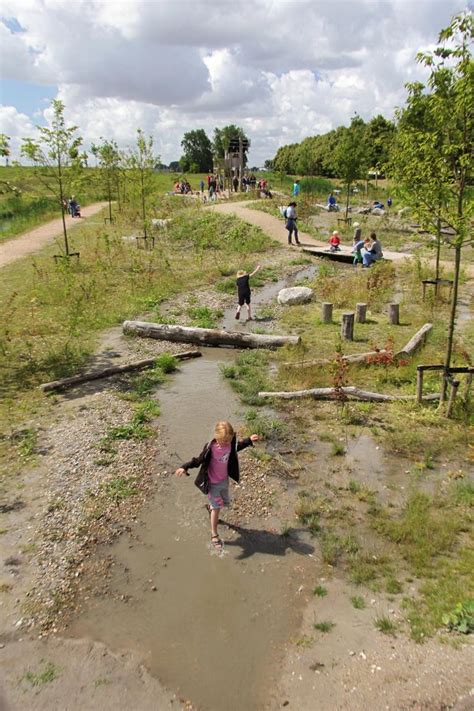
[{"left": 67, "top": 349, "right": 311, "bottom": 711}]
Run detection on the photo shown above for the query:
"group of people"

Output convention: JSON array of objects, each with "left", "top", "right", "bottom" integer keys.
[
  {"left": 62, "top": 196, "right": 81, "bottom": 218},
  {"left": 328, "top": 224, "right": 383, "bottom": 266},
  {"left": 174, "top": 179, "right": 192, "bottom": 194}
]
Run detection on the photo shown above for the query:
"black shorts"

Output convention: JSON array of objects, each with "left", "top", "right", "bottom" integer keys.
[{"left": 238, "top": 292, "right": 251, "bottom": 306}]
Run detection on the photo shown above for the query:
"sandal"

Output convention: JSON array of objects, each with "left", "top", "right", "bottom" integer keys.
[{"left": 211, "top": 535, "right": 223, "bottom": 551}]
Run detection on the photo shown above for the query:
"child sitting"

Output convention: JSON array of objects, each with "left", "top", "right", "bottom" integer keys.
[{"left": 329, "top": 231, "right": 341, "bottom": 252}]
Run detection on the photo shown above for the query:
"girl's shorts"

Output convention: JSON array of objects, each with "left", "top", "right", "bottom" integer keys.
[{"left": 208, "top": 482, "right": 231, "bottom": 509}]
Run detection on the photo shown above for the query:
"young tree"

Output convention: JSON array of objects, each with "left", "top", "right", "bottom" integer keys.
[
  {"left": 180, "top": 129, "right": 213, "bottom": 172},
  {"left": 391, "top": 12, "right": 473, "bottom": 395},
  {"left": 126, "top": 129, "right": 157, "bottom": 243},
  {"left": 21, "top": 100, "right": 86, "bottom": 256},
  {"left": 0, "top": 134, "right": 11, "bottom": 166},
  {"left": 91, "top": 138, "right": 121, "bottom": 222},
  {"left": 333, "top": 117, "right": 369, "bottom": 219}
]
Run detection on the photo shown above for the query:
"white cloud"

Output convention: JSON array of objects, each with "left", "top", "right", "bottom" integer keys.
[{"left": 0, "top": 0, "right": 470, "bottom": 165}]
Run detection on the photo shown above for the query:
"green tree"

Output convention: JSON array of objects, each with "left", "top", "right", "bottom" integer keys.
[
  {"left": 0, "top": 133, "right": 11, "bottom": 166},
  {"left": 126, "top": 129, "right": 157, "bottom": 243},
  {"left": 391, "top": 12, "right": 473, "bottom": 398},
  {"left": 333, "top": 117, "right": 369, "bottom": 219},
  {"left": 180, "top": 129, "right": 213, "bottom": 172},
  {"left": 21, "top": 100, "right": 86, "bottom": 256},
  {"left": 91, "top": 138, "right": 121, "bottom": 222}
]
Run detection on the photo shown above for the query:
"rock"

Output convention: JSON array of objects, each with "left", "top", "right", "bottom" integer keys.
[
  {"left": 277, "top": 287, "right": 313, "bottom": 306},
  {"left": 371, "top": 207, "right": 385, "bottom": 216}
]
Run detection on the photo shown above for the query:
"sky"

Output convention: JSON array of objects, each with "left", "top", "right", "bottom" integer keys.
[{"left": 0, "top": 0, "right": 471, "bottom": 167}]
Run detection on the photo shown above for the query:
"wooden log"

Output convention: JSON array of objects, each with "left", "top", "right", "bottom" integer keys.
[
  {"left": 388, "top": 303, "right": 400, "bottom": 325},
  {"left": 39, "top": 351, "right": 202, "bottom": 393},
  {"left": 394, "top": 323, "right": 432, "bottom": 359},
  {"left": 258, "top": 386, "right": 440, "bottom": 402},
  {"left": 355, "top": 303, "right": 367, "bottom": 324},
  {"left": 416, "top": 368, "right": 424, "bottom": 404},
  {"left": 321, "top": 302, "right": 333, "bottom": 323},
  {"left": 123, "top": 321, "right": 300, "bottom": 349},
  {"left": 281, "top": 350, "right": 388, "bottom": 368},
  {"left": 446, "top": 380, "right": 460, "bottom": 418},
  {"left": 341, "top": 313, "right": 354, "bottom": 341}
]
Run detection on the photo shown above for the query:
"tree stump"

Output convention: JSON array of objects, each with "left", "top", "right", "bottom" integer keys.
[
  {"left": 355, "top": 303, "right": 367, "bottom": 323},
  {"left": 321, "top": 302, "right": 333, "bottom": 324},
  {"left": 389, "top": 303, "right": 400, "bottom": 325},
  {"left": 341, "top": 312, "right": 354, "bottom": 341}
]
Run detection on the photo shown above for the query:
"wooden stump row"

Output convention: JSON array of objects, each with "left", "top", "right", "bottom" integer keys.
[{"left": 320, "top": 302, "right": 401, "bottom": 340}]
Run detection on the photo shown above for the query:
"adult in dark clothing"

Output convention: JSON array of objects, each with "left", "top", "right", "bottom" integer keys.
[
  {"left": 285, "top": 202, "right": 300, "bottom": 245},
  {"left": 235, "top": 264, "right": 261, "bottom": 321}
]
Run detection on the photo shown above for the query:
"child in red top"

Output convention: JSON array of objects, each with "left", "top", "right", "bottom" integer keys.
[{"left": 329, "top": 231, "right": 341, "bottom": 252}]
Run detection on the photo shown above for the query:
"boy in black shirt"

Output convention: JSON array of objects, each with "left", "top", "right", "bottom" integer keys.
[{"left": 235, "top": 264, "right": 261, "bottom": 321}]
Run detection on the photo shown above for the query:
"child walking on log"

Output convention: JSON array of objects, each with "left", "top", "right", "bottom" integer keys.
[
  {"left": 235, "top": 264, "right": 260, "bottom": 321},
  {"left": 175, "top": 421, "right": 259, "bottom": 552}
]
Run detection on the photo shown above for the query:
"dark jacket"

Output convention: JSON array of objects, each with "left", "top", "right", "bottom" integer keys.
[{"left": 181, "top": 435, "right": 253, "bottom": 495}]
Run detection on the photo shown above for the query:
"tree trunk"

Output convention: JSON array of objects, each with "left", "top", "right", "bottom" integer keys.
[
  {"left": 341, "top": 313, "right": 354, "bottom": 341},
  {"left": 39, "top": 350, "right": 202, "bottom": 393},
  {"left": 388, "top": 303, "right": 400, "bottom": 325},
  {"left": 355, "top": 303, "right": 367, "bottom": 323},
  {"left": 442, "top": 245, "right": 461, "bottom": 401},
  {"left": 394, "top": 323, "right": 432, "bottom": 359},
  {"left": 258, "top": 386, "right": 440, "bottom": 402},
  {"left": 435, "top": 215, "right": 441, "bottom": 282},
  {"left": 321, "top": 302, "right": 333, "bottom": 323},
  {"left": 123, "top": 321, "right": 300, "bottom": 349},
  {"left": 345, "top": 182, "right": 351, "bottom": 220}
]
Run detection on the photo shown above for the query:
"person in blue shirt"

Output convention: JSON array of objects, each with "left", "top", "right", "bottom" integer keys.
[
  {"left": 327, "top": 193, "right": 337, "bottom": 211},
  {"left": 292, "top": 180, "right": 300, "bottom": 197}
]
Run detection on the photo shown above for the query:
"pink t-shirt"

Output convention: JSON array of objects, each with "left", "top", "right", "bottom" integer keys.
[{"left": 208, "top": 442, "right": 232, "bottom": 484}]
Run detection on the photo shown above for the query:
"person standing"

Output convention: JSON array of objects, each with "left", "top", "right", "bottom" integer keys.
[
  {"left": 292, "top": 180, "right": 300, "bottom": 197},
  {"left": 235, "top": 264, "right": 261, "bottom": 321},
  {"left": 285, "top": 202, "right": 300, "bottom": 245}
]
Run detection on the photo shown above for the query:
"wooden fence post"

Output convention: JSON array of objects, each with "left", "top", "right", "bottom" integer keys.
[
  {"left": 389, "top": 303, "right": 400, "bottom": 325},
  {"left": 341, "top": 313, "right": 354, "bottom": 341},
  {"left": 416, "top": 368, "right": 424, "bottom": 404},
  {"left": 446, "top": 380, "right": 460, "bottom": 418},
  {"left": 355, "top": 303, "right": 367, "bottom": 323},
  {"left": 321, "top": 303, "right": 333, "bottom": 324}
]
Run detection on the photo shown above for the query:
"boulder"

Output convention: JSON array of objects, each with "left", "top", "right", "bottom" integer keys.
[
  {"left": 371, "top": 207, "right": 385, "bottom": 216},
  {"left": 278, "top": 286, "right": 313, "bottom": 306}
]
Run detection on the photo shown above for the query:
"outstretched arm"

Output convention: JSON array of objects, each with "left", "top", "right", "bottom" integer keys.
[
  {"left": 249, "top": 264, "right": 261, "bottom": 278},
  {"left": 175, "top": 443, "right": 208, "bottom": 476}
]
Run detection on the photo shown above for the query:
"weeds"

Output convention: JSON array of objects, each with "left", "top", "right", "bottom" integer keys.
[
  {"left": 187, "top": 306, "right": 223, "bottom": 329},
  {"left": 244, "top": 409, "right": 285, "bottom": 439},
  {"left": 313, "top": 620, "right": 336, "bottom": 633},
  {"left": 221, "top": 350, "right": 270, "bottom": 406},
  {"left": 313, "top": 585, "right": 328, "bottom": 597},
  {"left": 351, "top": 595, "right": 366, "bottom": 609},
  {"left": 102, "top": 476, "right": 138, "bottom": 503},
  {"left": 20, "top": 660, "right": 59, "bottom": 687},
  {"left": 374, "top": 615, "right": 397, "bottom": 636}
]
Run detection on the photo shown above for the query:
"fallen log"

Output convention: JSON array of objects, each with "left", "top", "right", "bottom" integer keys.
[
  {"left": 39, "top": 350, "right": 201, "bottom": 393},
  {"left": 394, "top": 323, "right": 432, "bottom": 359},
  {"left": 258, "top": 386, "right": 440, "bottom": 402},
  {"left": 123, "top": 321, "right": 300, "bottom": 349}
]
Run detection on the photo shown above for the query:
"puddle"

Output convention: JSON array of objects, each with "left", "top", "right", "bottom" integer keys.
[{"left": 66, "top": 348, "right": 311, "bottom": 711}]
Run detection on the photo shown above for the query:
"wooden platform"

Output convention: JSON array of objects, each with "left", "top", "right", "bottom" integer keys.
[{"left": 302, "top": 247, "right": 355, "bottom": 264}]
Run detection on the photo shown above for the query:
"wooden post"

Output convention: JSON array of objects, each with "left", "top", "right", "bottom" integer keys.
[
  {"left": 355, "top": 303, "right": 367, "bottom": 324},
  {"left": 321, "top": 303, "right": 333, "bottom": 324},
  {"left": 446, "top": 380, "right": 460, "bottom": 418},
  {"left": 416, "top": 368, "right": 424, "bottom": 404},
  {"left": 341, "top": 313, "right": 354, "bottom": 341},
  {"left": 388, "top": 303, "right": 400, "bottom": 325},
  {"left": 463, "top": 372, "right": 473, "bottom": 399}
]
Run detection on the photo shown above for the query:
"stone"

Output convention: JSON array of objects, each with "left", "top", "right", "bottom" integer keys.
[
  {"left": 277, "top": 287, "right": 313, "bottom": 306},
  {"left": 371, "top": 207, "right": 385, "bottom": 216}
]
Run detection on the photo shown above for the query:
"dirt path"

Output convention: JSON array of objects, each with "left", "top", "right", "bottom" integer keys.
[
  {"left": 0, "top": 202, "right": 108, "bottom": 269},
  {"left": 210, "top": 201, "right": 474, "bottom": 277}
]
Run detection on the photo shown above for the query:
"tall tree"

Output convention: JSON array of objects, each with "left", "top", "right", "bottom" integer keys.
[
  {"left": 126, "top": 129, "right": 157, "bottom": 243},
  {"left": 91, "top": 138, "right": 121, "bottom": 222},
  {"left": 333, "top": 117, "right": 369, "bottom": 219},
  {"left": 21, "top": 100, "right": 86, "bottom": 256},
  {"left": 180, "top": 129, "right": 213, "bottom": 172},
  {"left": 391, "top": 12, "right": 473, "bottom": 398}
]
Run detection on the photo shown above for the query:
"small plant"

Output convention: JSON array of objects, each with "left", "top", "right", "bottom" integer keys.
[
  {"left": 385, "top": 578, "right": 403, "bottom": 594},
  {"left": 313, "top": 620, "right": 336, "bottom": 633},
  {"left": 331, "top": 441, "right": 345, "bottom": 456},
  {"left": 313, "top": 585, "right": 328, "bottom": 597},
  {"left": 320, "top": 532, "right": 342, "bottom": 565},
  {"left": 351, "top": 595, "right": 366, "bottom": 609},
  {"left": 102, "top": 476, "right": 138, "bottom": 503},
  {"left": 442, "top": 601, "right": 474, "bottom": 634},
  {"left": 187, "top": 306, "right": 222, "bottom": 329},
  {"left": 296, "top": 635, "right": 314, "bottom": 648},
  {"left": 21, "top": 660, "right": 59, "bottom": 687},
  {"left": 155, "top": 353, "right": 177, "bottom": 373},
  {"left": 15, "top": 428, "right": 37, "bottom": 458},
  {"left": 374, "top": 615, "right": 397, "bottom": 636},
  {"left": 244, "top": 409, "right": 284, "bottom": 439},
  {"left": 348, "top": 479, "right": 361, "bottom": 494}
]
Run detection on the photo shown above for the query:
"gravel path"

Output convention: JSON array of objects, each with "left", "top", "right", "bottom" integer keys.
[{"left": 0, "top": 202, "right": 109, "bottom": 269}]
